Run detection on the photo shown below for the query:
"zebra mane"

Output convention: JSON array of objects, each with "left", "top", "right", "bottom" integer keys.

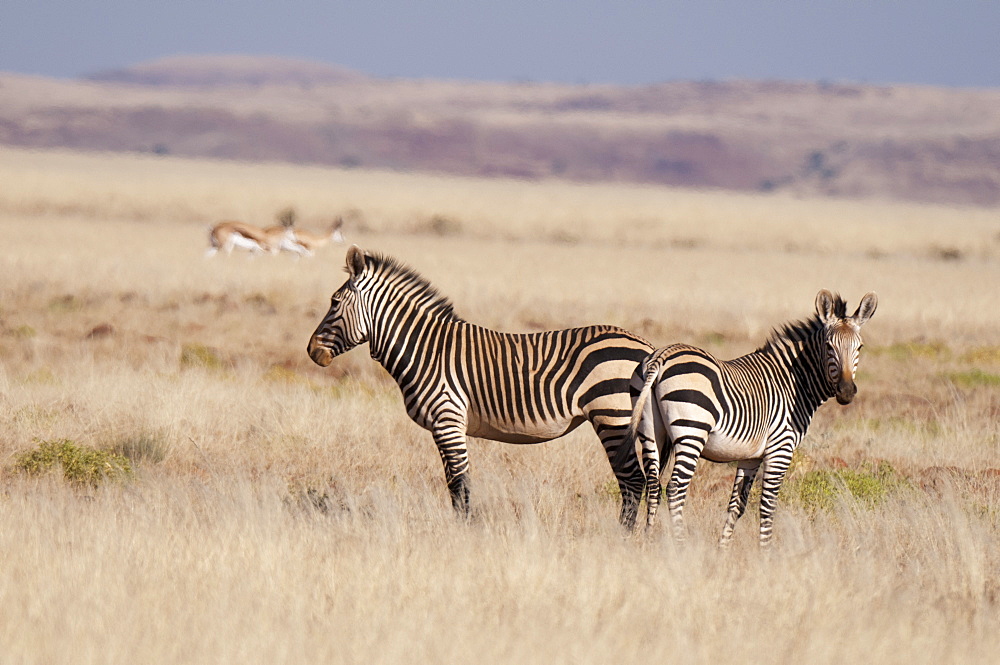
[
  {"left": 760, "top": 316, "right": 823, "bottom": 353},
  {"left": 759, "top": 293, "right": 846, "bottom": 353},
  {"left": 360, "top": 252, "right": 462, "bottom": 320}
]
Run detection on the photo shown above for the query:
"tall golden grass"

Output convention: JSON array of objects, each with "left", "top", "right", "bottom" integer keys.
[{"left": 1, "top": 148, "right": 998, "bottom": 663}]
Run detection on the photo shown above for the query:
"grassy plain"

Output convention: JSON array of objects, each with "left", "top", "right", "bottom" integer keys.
[{"left": 1, "top": 147, "right": 999, "bottom": 663}]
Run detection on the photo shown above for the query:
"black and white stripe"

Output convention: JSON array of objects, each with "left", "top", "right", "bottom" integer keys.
[
  {"left": 620, "top": 289, "right": 877, "bottom": 546},
  {"left": 308, "top": 246, "right": 653, "bottom": 526}
]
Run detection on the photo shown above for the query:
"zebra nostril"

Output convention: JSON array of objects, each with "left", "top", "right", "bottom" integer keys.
[
  {"left": 309, "top": 345, "right": 333, "bottom": 367},
  {"left": 836, "top": 381, "right": 857, "bottom": 405}
]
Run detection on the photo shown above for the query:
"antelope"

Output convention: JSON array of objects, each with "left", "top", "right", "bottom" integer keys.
[
  {"left": 291, "top": 218, "right": 346, "bottom": 255},
  {"left": 206, "top": 221, "right": 309, "bottom": 257}
]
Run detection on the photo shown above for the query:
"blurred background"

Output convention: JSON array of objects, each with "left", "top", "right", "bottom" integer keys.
[{"left": 2, "top": 0, "right": 999, "bottom": 205}]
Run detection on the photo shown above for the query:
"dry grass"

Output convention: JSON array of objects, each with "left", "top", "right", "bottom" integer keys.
[{"left": 1, "top": 148, "right": 999, "bottom": 663}]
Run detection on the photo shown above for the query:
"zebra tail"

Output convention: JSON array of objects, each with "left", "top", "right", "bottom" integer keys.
[{"left": 613, "top": 357, "right": 661, "bottom": 472}]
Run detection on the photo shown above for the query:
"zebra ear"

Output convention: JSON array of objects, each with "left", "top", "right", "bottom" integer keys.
[
  {"left": 346, "top": 245, "right": 367, "bottom": 277},
  {"left": 852, "top": 292, "right": 878, "bottom": 326},
  {"left": 815, "top": 289, "right": 837, "bottom": 323}
]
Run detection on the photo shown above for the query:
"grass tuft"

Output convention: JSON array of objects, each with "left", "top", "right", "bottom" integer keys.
[
  {"left": 946, "top": 369, "right": 1000, "bottom": 389},
  {"left": 13, "top": 439, "right": 134, "bottom": 487},
  {"left": 785, "top": 460, "right": 911, "bottom": 513},
  {"left": 872, "top": 341, "right": 950, "bottom": 361},
  {"left": 180, "top": 343, "right": 225, "bottom": 370},
  {"left": 264, "top": 364, "right": 309, "bottom": 385},
  {"left": 9, "top": 324, "right": 36, "bottom": 339},
  {"left": 960, "top": 346, "right": 1000, "bottom": 365},
  {"left": 47, "top": 294, "right": 81, "bottom": 313},
  {"left": 111, "top": 431, "right": 170, "bottom": 465}
]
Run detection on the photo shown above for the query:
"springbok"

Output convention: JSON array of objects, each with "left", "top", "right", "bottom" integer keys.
[
  {"left": 206, "top": 221, "right": 309, "bottom": 257},
  {"left": 291, "top": 218, "right": 346, "bottom": 255}
]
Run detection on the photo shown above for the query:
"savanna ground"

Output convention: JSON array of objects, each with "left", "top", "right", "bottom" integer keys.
[{"left": 1, "top": 147, "right": 999, "bottom": 663}]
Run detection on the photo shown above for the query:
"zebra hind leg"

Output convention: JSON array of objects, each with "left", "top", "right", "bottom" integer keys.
[
  {"left": 664, "top": 434, "right": 707, "bottom": 542},
  {"left": 599, "top": 427, "right": 645, "bottom": 531},
  {"left": 718, "top": 460, "right": 760, "bottom": 548},
  {"left": 592, "top": 426, "right": 646, "bottom": 531},
  {"left": 638, "top": 428, "right": 661, "bottom": 530},
  {"left": 615, "top": 455, "right": 645, "bottom": 532}
]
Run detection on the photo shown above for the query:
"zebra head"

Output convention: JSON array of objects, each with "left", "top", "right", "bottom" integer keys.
[
  {"left": 307, "top": 245, "right": 371, "bottom": 367},
  {"left": 815, "top": 289, "right": 878, "bottom": 405}
]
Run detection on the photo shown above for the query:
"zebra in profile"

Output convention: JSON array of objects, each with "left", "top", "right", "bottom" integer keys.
[
  {"left": 307, "top": 246, "right": 653, "bottom": 526},
  {"left": 619, "top": 290, "right": 877, "bottom": 546}
]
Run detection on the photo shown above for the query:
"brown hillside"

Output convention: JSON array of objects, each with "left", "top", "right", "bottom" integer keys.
[{"left": 2, "top": 56, "right": 999, "bottom": 205}]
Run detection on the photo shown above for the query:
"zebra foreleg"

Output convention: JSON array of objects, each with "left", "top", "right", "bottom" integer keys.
[
  {"left": 758, "top": 453, "right": 793, "bottom": 547},
  {"left": 446, "top": 474, "right": 471, "bottom": 515},
  {"left": 432, "top": 422, "right": 472, "bottom": 517},
  {"left": 718, "top": 460, "right": 761, "bottom": 548}
]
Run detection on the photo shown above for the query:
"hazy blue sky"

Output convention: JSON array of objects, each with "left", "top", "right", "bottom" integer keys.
[{"left": 2, "top": 1, "right": 998, "bottom": 87}]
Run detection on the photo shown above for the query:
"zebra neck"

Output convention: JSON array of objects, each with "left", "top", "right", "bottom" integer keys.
[
  {"left": 763, "top": 327, "right": 836, "bottom": 431},
  {"left": 366, "top": 296, "right": 457, "bottom": 383}
]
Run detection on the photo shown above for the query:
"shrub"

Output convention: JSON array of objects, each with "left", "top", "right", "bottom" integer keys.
[
  {"left": 180, "top": 343, "right": 225, "bottom": 370},
  {"left": 420, "top": 214, "right": 462, "bottom": 236},
  {"left": 785, "top": 460, "right": 910, "bottom": 513},
  {"left": 14, "top": 439, "right": 133, "bottom": 487}
]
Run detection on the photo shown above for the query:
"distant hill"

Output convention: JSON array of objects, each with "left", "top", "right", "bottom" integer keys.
[
  {"left": 87, "top": 55, "right": 367, "bottom": 87},
  {"left": 2, "top": 55, "right": 999, "bottom": 205}
]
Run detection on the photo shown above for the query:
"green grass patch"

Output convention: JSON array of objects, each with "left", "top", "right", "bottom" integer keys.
[
  {"left": 945, "top": 369, "right": 1000, "bottom": 389},
  {"left": 960, "top": 346, "right": 1000, "bottom": 365},
  {"left": 47, "top": 294, "right": 81, "bottom": 313},
  {"left": 784, "top": 460, "right": 910, "bottom": 513},
  {"left": 9, "top": 324, "right": 36, "bottom": 339},
  {"left": 13, "top": 439, "right": 133, "bottom": 487},
  {"left": 845, "top": 416, "right": 942, "bottom": 437},
  {"left": 698, "top": 331, "right": 728, "bottom": 346},
  {"left": 871, "top": 341, "right": 950, "bottom": 361},
  {"left": 264, "top": 364, "right": 310, "bottom": 385},
  {"left": 598, "top": 479, "right": 622, "bottom": 501},
  {"left": 180, "top": 343, "right": 225, "bottom": 370},
  {"left": 21, "top": 368, "right": 58, "bottom": 385}
]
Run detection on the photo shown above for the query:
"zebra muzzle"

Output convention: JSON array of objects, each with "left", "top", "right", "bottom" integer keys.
[
  {"left": 835, "top": 380, "right": 857, "bottom": 405},
  {"left": 308, "top": 341, "right": 334, "bottom": 367}
]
